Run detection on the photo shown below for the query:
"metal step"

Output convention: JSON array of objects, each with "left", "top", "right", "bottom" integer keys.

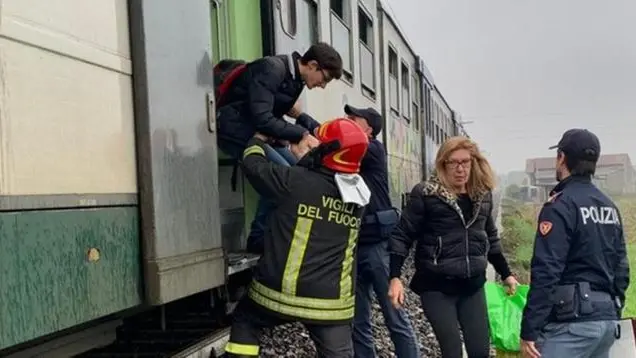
[
  {"left": 227, "top": 252, "right": 260, "bottom": 275},
  {"left": 171, "top": 327, "right": 231, "bottom": 358}
]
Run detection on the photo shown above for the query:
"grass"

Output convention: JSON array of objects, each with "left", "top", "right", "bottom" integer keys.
[{"left": 500, "top": 195, "right": 636, "bottom": 317}]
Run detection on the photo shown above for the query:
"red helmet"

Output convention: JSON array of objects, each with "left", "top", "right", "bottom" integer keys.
[{"left": 315, "top": 118, "right": 369, "bottom": 174}]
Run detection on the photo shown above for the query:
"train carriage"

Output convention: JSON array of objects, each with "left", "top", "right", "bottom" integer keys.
[
  {"left": 0, "top": 0, "right": 143, "bottom": 350},
  {"left": 376, "top": 1, "right": 425, "bottom": 206},
  {"left": 0, "top": 0, "right": 466, "bottom": 355}
]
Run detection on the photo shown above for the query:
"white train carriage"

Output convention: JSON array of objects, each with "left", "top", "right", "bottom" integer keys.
[
  {"left": 0, "top": 0, "right": 137, "bottom": 206},
  {"left": 377, "top": 0, "right": 425, "bottom": 206}
]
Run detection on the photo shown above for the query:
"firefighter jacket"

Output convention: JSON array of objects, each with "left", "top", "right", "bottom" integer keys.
[{"left": 240, "top": 138, "right": 366, "bottom": 325}]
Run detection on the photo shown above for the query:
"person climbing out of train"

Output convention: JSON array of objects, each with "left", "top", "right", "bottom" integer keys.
[
  {"left": 288, "top": 103, "right": 421, "bottom": 358},
  {"left": 387, "top": 136, "right": 519, "bottom": 358},
  {"left": 214, "top": 42, "right": 344, "bottom": 254},
  {"left": 224, "top": 118, "right": 370, "bottom": 358}
]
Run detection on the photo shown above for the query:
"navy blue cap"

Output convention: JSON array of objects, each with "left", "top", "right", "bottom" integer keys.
[
  {"left": 549, "top": 128, "right": 601, "bottom": 161},
  {"left": 344, "top": 105, "right": 382, "bottom": 137}
]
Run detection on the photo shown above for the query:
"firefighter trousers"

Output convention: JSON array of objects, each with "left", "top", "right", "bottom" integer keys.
[{"left": 225, "top": 299, "right": 354, "bottom": 357}]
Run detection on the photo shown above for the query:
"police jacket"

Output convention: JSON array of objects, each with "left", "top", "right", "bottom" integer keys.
[
  {"left": 296, "top": 113, "right": 394, "bottom": 245},
  {"left": 520, "top": 175, "right": 630, "bottom": 341},
  {"left": 389, "top": 176, "right": 511, "bottom": 294},
  {"left": 217, "top": 52, "right": 308, "bottom": 148},
  {"left": 240, "top": 137, "right": 365, "bottom": 324}
]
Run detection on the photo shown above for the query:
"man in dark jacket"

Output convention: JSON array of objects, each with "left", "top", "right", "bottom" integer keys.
[
  {"left": 216, "top": 43, "right": 343, "bottom": 253},
  {"left": 520, "top": 129, "right": 629, "bottom": 358},
  {"left": 224, "top": 118, "right": 370, "bottom": 358},
  {"left": 291, "top": 105, "right": 419, "bottom": 358}
]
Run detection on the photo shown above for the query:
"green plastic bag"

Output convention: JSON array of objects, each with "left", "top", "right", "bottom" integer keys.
[{"left": 484, "top": 281, "right": 530, "bottom": 352}]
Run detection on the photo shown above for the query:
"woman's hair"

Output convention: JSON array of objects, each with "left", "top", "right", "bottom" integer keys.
[{"left": 434, "top": 136, "right": 496, "bottom": 196}]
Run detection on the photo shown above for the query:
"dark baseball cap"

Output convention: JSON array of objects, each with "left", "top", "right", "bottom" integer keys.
[
  {"left": 344, "top": 104, "right": 382, "bottom": 137},
  {"left": 549, "top": 128, "right": 601, "bottom": 161}
]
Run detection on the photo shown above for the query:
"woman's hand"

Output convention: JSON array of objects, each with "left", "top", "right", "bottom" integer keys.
[
  {"left": 503, "top": 275, "right": 519, "bottom": 295},
  {"left": 388, "top": 278, "right": 405, "bottom": 308}
]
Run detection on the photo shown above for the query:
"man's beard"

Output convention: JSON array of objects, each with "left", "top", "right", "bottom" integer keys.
[{"left": 555, "top": 167, "right": 563, "bottom": 182}]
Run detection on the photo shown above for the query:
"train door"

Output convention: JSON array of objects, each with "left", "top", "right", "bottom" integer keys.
[
  {"left": 210, "top": 0, "right": 247, "bottom": 258},
  {"left": 210, "top": 1, "right": 267, "bottom": 271},
  {"left": 129, "top": 0, "right": 225, "bottom": 305}
]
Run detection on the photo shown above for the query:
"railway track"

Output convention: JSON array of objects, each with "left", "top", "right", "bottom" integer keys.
[
  {"left": 72, "top": 258, "right": 258, "bottom": 358},
  {"left": 73, "top": 290, "right": 234, "bottom": 358},
  {"left": 3, "top": 255, "right": 256, "bottom": 358}
]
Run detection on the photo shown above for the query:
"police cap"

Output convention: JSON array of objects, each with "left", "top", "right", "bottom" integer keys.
[
  {"left": 549, "top": 128, "right": 601, "bottom": 162},
  {"left": 344, "top": 105, "right": 382, "bottom": 137}
]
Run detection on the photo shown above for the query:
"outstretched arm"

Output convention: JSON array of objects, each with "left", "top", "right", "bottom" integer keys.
[
  {"left": 521, "top": 202, "right": 572, "bottom": 342},
  {"left": 240, "top": 136, "right": 295, "bottom": 201},
  {"left": 389, "top": 183, "right": 426, "bottom": 279},
  {"left": 614, "top": 210, "right": 630, "bottom": 314},
  {"left": 485, "top": 206, "right": 512, "bottom": 280}
]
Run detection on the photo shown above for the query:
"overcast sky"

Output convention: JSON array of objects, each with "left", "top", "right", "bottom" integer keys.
[{"left": 389, "top": 0, "right": 636, "bottom": 174}]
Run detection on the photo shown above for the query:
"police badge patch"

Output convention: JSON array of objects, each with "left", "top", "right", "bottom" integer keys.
[{"left": 539, "top": 221, "right": 553, "bottom": 236}]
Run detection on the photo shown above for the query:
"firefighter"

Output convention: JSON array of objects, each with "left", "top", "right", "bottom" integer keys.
[
  {"left": 289, "top": 103, "right": 420, "bottom": 357},
  {"left": 224, "top": 118, "right": 370, "bottom": 358}
]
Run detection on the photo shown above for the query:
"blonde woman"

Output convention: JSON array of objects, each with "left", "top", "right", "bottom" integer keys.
[{"left": 387, "top": 136, "right": 518, "bottom": 358}]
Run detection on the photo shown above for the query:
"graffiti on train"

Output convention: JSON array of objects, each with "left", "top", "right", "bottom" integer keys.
[{"left": 386, "top": 116, "right": 422, "bottom": 206}]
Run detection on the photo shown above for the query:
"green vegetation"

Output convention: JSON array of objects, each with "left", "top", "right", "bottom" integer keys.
[{"left": 500, "top": 196, "right": 636, "bottom": 317}]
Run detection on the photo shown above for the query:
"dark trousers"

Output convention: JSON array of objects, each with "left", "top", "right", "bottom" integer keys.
[
  {"left": 226, "top": 299, "right": 354, "bottom": 358},
  {"left": 537, "top": 320, "right": 618, "bottom": 358},
  {"left": 352, "top": 241, "right": 419, "bottom": 358},
  {"left": 419, "top": 287, "right": 490, "bottom": 358}
]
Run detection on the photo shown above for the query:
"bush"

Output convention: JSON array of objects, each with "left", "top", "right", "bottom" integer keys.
[
  {"left": 501, "top": 195, "right": 636, "bottom": 317},
  {"left": 500, "top": 202, "right": 539, "bottom": 284}
]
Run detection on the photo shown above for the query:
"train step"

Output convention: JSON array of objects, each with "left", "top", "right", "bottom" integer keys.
[{"left": 227, "top": 252, "right": 260, "bottom": 275}]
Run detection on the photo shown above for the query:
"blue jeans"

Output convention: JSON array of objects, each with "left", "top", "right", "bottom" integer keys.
[
  {"left": 352, "top": 241, "right": 420, "bottom": 358},
  {"left": 218, "top": 139, "right": 297, "bottom": 252},
  {"left": 537, "top": 320, "right": 618, "bottom": 358}
]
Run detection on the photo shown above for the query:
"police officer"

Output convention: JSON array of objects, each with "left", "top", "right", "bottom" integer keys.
[
  {"left": 520, "top": 129, "right": 630, "bottom": 358},
  {"left": 224, "top": 118, "right": 370, "bottom": 358}
]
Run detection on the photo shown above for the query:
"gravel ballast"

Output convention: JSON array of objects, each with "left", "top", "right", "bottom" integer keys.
[{"left": 259, "top": 253, "right": 499, "bottom": 357}]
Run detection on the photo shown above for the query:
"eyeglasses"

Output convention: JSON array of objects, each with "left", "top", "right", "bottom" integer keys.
[
  {"left": 317, "top": 65, "right": 333, "bottom": 85},
  {"left": 445, "top": 159, "right": 471, "bottom": 169}
]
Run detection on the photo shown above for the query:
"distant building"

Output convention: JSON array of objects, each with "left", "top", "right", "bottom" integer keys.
[{"left": 526, "top": 153, "right": 636, "bottom": 196}]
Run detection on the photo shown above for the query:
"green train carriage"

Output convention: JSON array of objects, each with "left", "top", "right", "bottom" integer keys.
[{"left": 0, "top": 0, "right": 265, "bottom": 353}]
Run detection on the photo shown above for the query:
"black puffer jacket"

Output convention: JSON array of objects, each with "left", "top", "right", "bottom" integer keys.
[
  {"left": 390, "top": 176, "right": 502, "bottom": 281},
  {"left": 217, "top": 52, "right": 308, "bottom": 147}
]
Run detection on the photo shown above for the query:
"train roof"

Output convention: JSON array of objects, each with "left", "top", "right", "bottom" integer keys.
[
  {"left": 378, "top": 0, "right": 445, "bottom": 98},
  {"left": 377, "top": 0, "right": 418, "bottom": 62}
]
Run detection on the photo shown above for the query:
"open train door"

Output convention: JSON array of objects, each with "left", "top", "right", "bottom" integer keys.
[{"left": 129, "top": 0, "right": 225, "bottom": 305}]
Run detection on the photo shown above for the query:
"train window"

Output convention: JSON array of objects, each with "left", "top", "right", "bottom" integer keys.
[
  {"left": 358, "top": 6, "right": 375, "bottom": 97},
  {"left": 330, "top": 0, "right": 354, "bottom": 82},
  {"left": 401, "top": 61, "right": 410, "bottom": 120},
  {"left": 210, "top": 0, "right": 229, "bottom": 62},
  {"left": 412, "top": 74, "right": 420, "bottom": 131},
  {"left": 388, "top": 45, "right": 399, "bottom": 116},
  {"left": 298, "top": 0, "right": 319, "bottom": 50},
  {"left": 279, "top": 0, "right": 298, "bottom": 38},
  {"left": 436, "top": 125, "right": 441, "bottom": 144}
]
